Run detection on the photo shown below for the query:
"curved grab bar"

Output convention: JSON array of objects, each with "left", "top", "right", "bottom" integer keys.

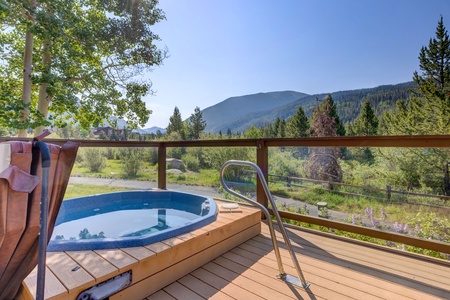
[{"left": 220, "top": 160, "right": 310, "bottom": 288}]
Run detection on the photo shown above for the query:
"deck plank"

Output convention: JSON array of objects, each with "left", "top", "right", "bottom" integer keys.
[
  {"left": 65, "top": 250, "right": 119, "bottom": 283},
  {"left": 19, "top": 266, "right": 68, "bottom": 300},
  {"left": 46, "top": 252, "right": 94, "bottom": 294},
  {"left": 281, "top": 227, "right": 450, "bottom": 285},
  {"left": 151, "top": 221, "right": 450, "bottom": 300},
  {"left": 177, "top": 274, "right": 235, "bottom": 300},
  {"left": 259, "top": 224, "right": 450, "bottom": 297},
  {"left": 163, "top": 281, "right": 205, "bottom": 300},
  {"left": 94, "top": 248, "right": 138, "bottom": 271},
  {"left": 190, "top": 267, "right": 262, "bottom": 300},
  {"left": 242, "top": 238, "right": 431, "bottom": 300},
  {"left": 145, "top": 290, "right": 177, "bottom": 300},
  {"left": 202, "top": 260, "right": 300, "bottom": 300}
]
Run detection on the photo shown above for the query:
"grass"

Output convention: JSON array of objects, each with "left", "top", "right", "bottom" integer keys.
[
  {"left": 72, "top": 158, "right": 222, "bottom": 187},
  {"left": 71, "top": 159, "right": 158, "bottom": 181},
  {"left": 64, "top": 184, "right": 135, "bottom": 199}
]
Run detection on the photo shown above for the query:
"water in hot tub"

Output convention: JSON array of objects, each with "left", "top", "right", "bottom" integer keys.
[{"left": 50, "top": 208, "right": 198, "bottom": 241}]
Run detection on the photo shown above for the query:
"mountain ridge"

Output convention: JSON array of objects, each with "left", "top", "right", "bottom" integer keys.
[{"left": 201, "top": 82, "right": 415, "bottom": 134}]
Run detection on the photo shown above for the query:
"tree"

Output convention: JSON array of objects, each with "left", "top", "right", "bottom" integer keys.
[
  {"left": 166, "top": 106, "right": 185, "bottom": 139},
  {"left": 286, "top": 107, "right": 308, "bottom": 138},
  {"left": 380, "top": 17, "right": 450, "bottom": 192},
  {"left": 352, "top": 100, "right": 378, "bottom": 136},
  {"left": 305, "top": 96, "right": 343, "bottom": 182},
  {"left": 413, "top": 16, "right": 450, "bottom": 102},
  {"left": 276, "top": 119, "right": 286, "bottom": 138},
  {"left": 0, "top": 0, "right": 167, "bottom": 136},
  {"left": 350, "top": 100, "right": 378, "bottom": 162},
  {"left": 244, "top": 125, "right": 262, "bottom": 138},
  {"left": 271, "top": 117, "right": 281, "bottom": 137},
  {"left": 187, "top": 106, "right": 206, "bottom": 140}
]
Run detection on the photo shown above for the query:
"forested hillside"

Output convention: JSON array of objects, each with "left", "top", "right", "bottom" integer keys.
[{"left": 202, "top": 82, "right": 415, "bottom": 134}]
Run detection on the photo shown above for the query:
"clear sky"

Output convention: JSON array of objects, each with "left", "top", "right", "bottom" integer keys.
[{"left": 144, "top": 0, "right": 450, "bottom": 129}]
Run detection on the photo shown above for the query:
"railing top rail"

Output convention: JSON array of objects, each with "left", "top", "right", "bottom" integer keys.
[{"left": 1, "top": 135, "right": 449, "bottom": 148}]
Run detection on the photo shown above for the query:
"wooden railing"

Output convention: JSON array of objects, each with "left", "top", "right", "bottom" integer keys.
[{"left": 2, "top": 134, "right": 450, "bottom": 254}]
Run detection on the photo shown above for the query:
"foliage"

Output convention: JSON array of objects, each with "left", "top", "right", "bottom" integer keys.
[
  {"left": 187, "top": 106, "right": 206, "bottom": 140},
  {"left": 407, "top": 210, "right": 450, "bottom": 243},
  {"left": 305, "top": 95, "right": 343, "bottom": 182},
  {"left": 413, "top": 16, "right": 450, "bottom": 103},
  {"left": 377, "top": 18, "right": 450, "bottom": 193},
  {"left": 351, "top": 100, "right": 379, "bottom": 136},
  {"left": 166, "top": 107, "right": 185, "bottom": 139},
  {"left": 182, "top": 153, "right": 200, "bottom": 172},
  {"left": 268, "top": 148, "right": 305, "bottom": 177},
  {"left": 244, "top": 125, "right": 262, "bottom": 138},
  {"left": 148, "top": 147, "right": 158, "bottom": 166},
  {"left": 81, "top": 148, "right": 106, "bottom": 172},
  {"left": 119, "top": 148, "right": 144, "bottom": 177},
  {"left": 286, "top": 107, "right": 309, "bottom": 138},
  {"left": 203, "top": 145, "right": 253, "bottom": 181},
  {"left": 0, "top": 0, "right": 166, "bottom": 134}
]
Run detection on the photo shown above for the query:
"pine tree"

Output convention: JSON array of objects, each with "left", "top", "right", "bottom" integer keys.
[
  {"left": 352, "top": 100, "right": 378, "bottom": 136},
  {"left": 187, "top": 106, "right": 206, "bottom": 140},
  {"left": 277, "top": 119, "right": 286, "bottom": 138},
  {"left": 272, "top": 117, "right": 281, "bottom": 137},
  {"left": 286, "top": 107, "right": 309, "bottom": 138},
  {"left": 167, "top": 107, "right": 185, "bottom": 139},
  {"left": 413, "top": 16, "right": 450, "bottom": 101},
  {"left": 379, "top": 17, "right": 450, "bottom": 192}
]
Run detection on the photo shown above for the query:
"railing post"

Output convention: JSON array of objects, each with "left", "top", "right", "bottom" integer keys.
[
  {"left": 256, "top": 140, "right": 269, "bottom": 208},
  {"left": 158, "top": 143, "right": 166, "bottom": 189}
]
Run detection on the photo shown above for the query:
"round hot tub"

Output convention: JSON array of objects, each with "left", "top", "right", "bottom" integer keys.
[{"left": 48, "top": 190, "right": 217, "bottom": 251}]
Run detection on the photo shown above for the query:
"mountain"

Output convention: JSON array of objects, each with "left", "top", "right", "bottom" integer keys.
[
  {"left": 202, "top": 82, "right": 415, "bottom": 134},
  {"left": 143, "top": 126, "right": 167, "bottom": 134},
  {"left": 202, "top": 91, "right": 309, "bottom": 134}
]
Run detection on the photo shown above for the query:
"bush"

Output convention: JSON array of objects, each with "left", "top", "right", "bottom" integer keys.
[
  {"left": 105, "top": 148, "right": 116, "bottom": 160},
  {"left": 82, "top": 148, "right": 106, "bottom": 172},
  {"left": 182, "top": 154, "right": 200, "bottom": 172},
  {"left": 119, "top": 148, "right": 144, "bottom": 177},
  {"left": 269, "top": 148, "right": 304, "bottom": 177},
  {"left": 148, "top": 147, "right": 158, "bottom": 165},
  {"left": 167, "top": 147, "right": 184, "bottom": 159}
]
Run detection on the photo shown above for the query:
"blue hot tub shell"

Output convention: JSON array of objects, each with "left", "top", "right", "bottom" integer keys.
[{"left": 47, "top": 190, "right": 218, "bottom": 251}]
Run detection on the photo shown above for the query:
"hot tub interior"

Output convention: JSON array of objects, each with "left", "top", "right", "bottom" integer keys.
[{"left": 48, "top": 190, "right": 217, "bottom": 251}]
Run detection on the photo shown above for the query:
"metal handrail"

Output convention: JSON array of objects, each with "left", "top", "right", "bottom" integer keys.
[{"left": 220, "top": 160, "right": 310, "bottom": 289}]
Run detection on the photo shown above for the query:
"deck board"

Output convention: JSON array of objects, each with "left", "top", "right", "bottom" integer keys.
[
  {"left": 19, "top": 202, "right": 450, "bottom": 300},
  {"left": 150, "top": 221, "right": 450, "bottom": 300},
  {"left": 19, "top": 200, "right": 261, "bottom": 300}
]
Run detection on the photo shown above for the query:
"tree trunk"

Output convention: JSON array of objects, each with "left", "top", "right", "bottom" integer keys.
[
  {"left": 34, "top": 38, "right": 52, "bottom": 136},
  {"left": 18, "top": 0, "right": 36, "bottom": 138}
]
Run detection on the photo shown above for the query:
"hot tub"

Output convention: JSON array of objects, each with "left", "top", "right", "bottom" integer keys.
[{"left": 47, "top": 190, "right": 217, "bottom": 251}]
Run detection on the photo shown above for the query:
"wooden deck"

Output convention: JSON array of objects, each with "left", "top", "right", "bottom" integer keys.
[
  {"left": 18, "top": 201, "right": 262, "bottom": 300},
  {"left": 18, "top": 201, "right": 450, "bottom": 300},
  {"left": 144, "top": 222, "right": 450, "bottom": 300}
]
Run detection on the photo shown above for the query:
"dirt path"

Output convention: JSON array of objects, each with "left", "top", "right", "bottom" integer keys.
[{"left": 69, "top": 177, "right": 332, "bottom": 218}]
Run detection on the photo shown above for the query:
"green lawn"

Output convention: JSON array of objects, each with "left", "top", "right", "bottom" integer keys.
[{"left": 64, "top": 184, "right": 135, "bottom": 199}]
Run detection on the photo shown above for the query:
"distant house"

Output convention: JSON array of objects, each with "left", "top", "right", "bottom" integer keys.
[
  {"left": 93, "top": 117, "right": 129, "bottom": 139},
  {"left": 92, "top": 117, "right": 166, "bottom": 140}
]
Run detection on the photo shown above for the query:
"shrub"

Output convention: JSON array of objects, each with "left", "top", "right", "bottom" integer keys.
[
  {"left": 148, "top": 147, "right": 158, "bottom": 165},
  {"left": 119, "top": 148, "right": 144, "bottom": 177},
  {"left": 105, "top": 148, "right": 116, "bottom": 160},
  {"left": 182, "top": 154, "right": 200, "bottom": 172},
  {"left": 83, "top": 148, "right": 106, "bottom": 172}
]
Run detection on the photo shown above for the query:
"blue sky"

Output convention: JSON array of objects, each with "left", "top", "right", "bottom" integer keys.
[{"left": 144, "top": 0, "right": 450, "bottom": 129}]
